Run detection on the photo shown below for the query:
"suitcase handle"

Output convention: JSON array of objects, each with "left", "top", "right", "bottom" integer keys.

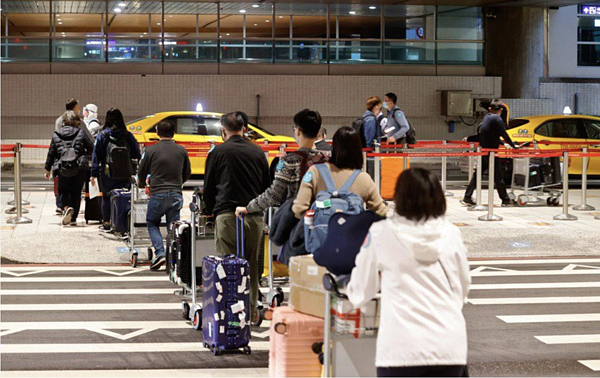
[{"left": 236, "top": 214, "right": 245, "bottom": 259}]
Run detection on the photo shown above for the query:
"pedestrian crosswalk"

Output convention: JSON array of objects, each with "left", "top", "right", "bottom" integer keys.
[
  {"left": 0, "top": 265, "right": 274, "bottom": 376},
  {"left": 468, "top": 258, "right": 600, "bottom": 375}
]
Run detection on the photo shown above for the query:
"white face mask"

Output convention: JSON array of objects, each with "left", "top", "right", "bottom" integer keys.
[{"left": 383, "top": 102, "right": 389, "bottom": 110}]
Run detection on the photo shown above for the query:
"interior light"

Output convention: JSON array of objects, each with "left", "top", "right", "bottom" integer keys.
[
  {"left": 58, "top": 22, "right": 63, "bottom": 24},
  {"left": 239, "top": 9, "right": 246, "bottom": 13},
  {"left": 196, "top": 103, "right": 203, "bottom": 112},
  {"left": 254, "top": 23, "right": 258, "bottom": 26},
  {"left": 279, "top": 16, "right": 283, "bottom": 18},
  {"left": 595, "top": 19, "right": 600, "bottom": 27},
  {"left": 369, "top": 6, "right": 377, "bottom": 10},
  {"left": 265, "top": 19, "right": 269, "bottom": 22},
  {"left": 349, "top": 11, "right": 356, "bottom": 15},
  {"left": 118, "top": 2, "right": 126, "bottom": 6},
  {"left": 252, "top": 4, "right": 259, "bottom": 8},
  {"left": 226, "top": 33, "right": 230, "bottom": 35},
  {"left": 143, "top": 32, "right": 147, "bottom": 35},
  {"left": 157, "top": 22, "right": 161, "bottom": 25},
  {"left": 114, "top": 7, "right": 122, "bottom": 13},
  {"left": 563, "top": 106, "right": 572, "bottom": 116}
]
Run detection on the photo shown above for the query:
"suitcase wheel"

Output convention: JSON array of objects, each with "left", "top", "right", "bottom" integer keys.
[
  {"left": 274, "top": 322, "right": 287, "bottom": 335},
  {"left": 147, "top": 248, "right": 153, "bottom": 262},
  {"left": 182, "top": 302, "right": 190, "bottom": 320},
  {"left": 243, "top": 346, "right": 251, "bottom": 355},
  {"left": 259, "top": 278, "right": 269, "bottom": 288},
  {"left": 551, "top": 197, "right": 560, "bottom": 206},
  {"left": 517, "top": 195, "right": 528, "bottom": 207},
  {"left": 311, "top": 341, "right": 324, "bottom": 355},
  {"left": 252, "top": 309, "right": 263, "bottom": 328},
  {"left": 130, "top": 253, "right": 138, "bottom": 268},
  {"left": 192, "top": 309, "right": 202, "bottom": 330},
  {"left": 213, "top": 346, "right": 221, "bottom": 356}
]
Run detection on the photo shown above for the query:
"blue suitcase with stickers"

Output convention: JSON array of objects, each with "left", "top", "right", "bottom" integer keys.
[{"left": 202, "top": 215, "right": 251, "bottom": 356}]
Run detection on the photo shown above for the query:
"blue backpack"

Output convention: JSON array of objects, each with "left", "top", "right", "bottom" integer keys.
[{"left": 304, "top": 164, "right": 365, "bottom": 255}]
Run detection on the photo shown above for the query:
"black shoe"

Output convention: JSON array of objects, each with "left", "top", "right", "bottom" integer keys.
[
  {"left": 150, "top": 256, "right": 166, "bottom": 271},
  {"left": 502, "top": 199, "right": 517, "bottom": 207},
  {"left": 460, "top": 198, "right": 476, "bottom": 206}
]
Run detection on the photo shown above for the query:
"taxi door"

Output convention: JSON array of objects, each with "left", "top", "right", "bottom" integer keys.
[
  {"left": 166, "top": 115, "right": 208, "bottom": 175},
  {"left": 534, "top": 118, "right": 587, "bottom": 174},
  {"left": 583, "top": 119, "right": 600, "bottom": 175}
]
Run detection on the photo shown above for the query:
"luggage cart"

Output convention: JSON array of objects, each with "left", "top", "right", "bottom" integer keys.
[
  {"left": 509, "top": 156, "right": 562, "bottom": 207},
  {"left": 127, "top": 180, "right": 153, "bottom": 267},
  {"left": 258, "top": 207, "right": 286, "bottom": 321},
  {"left": 172, "top": 188, "right": 215, "bottom": 330},
  {"left": 321, "top": 273, "right": 380, "bottom": 377}
]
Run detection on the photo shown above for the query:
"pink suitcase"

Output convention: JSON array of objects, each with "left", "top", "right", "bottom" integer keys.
[{"left": 269, "top": 306, "right": 324, "bottom": 377}]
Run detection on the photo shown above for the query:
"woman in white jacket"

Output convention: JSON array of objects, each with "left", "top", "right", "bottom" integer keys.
[{"left": 347, "top": 168, "right": 471, "bottom": 377}]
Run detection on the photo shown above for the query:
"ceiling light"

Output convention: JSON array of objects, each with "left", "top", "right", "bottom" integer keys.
[
  {"left": 157, "top": 22, "right": 161, "bottom": 25},
  {"left": 226, "top": 33, "right": 230, "bottom": 35},
  {"left": 265, "top": 19, "right": 269, "bottom": 22},
  {"left": 58, "top": 22, "right": 62, "bottom": 24},
  {"left": 596, "top": 19, "right": 600, "bottom": 27},
  {"left": 349, "top": 11, "right": 356, "bottom": 15},
  {"left": 369, "top": 6, "right": 377, "bottom": 10},
  {"left": 252, "top": 4, "right": 259, "bottom": 8},
  {"left": 254, "top": 23, "right": 258, "bottom": 26},
  {"left": 114, "top": 7, "right": 122, "bottom": 13},
  {"left": 143, "top": 32, "right": 147, "bottom": 35},
  {"left": 279, "top": 16, "right": 283, "bottom": 18},
  {"left": 239, "top": 9, "right": 246, "bottom": 13},
  {"left": 168, "top": 15, "right": 172, "bottom": 17},
  {"left": 118, "top": 2, "right": 126, "bottom": 6}
]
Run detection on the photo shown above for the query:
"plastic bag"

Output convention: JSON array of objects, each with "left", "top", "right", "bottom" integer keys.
[{"left": 89, "top": 180, "right": 101, "bottom": 199}]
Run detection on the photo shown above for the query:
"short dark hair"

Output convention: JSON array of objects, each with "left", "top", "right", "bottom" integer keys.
[
  {"left": 385, "top": 92, "right": 397, "bottom": 105},
  {"left": 221, "top": 112, "right": 244, "bottom": 133},
  {"left": 62, "top": 110, "right": 81, "bottom": 127},
  {"left": 157, "top": 120, "right": 175, "bottom": 138},
  {"left": 489, "top": 99, "right": 504, "bottom": 111},
  {"left": 104, "top": 108, "right": 126, "bottom": 131},
  {"left": 235, "top": 111, "right": 249, "bottom": 128},
  {"left": 366, "top": 96, "right": 382, "bottom": 112},
  {"left": 66, "top": 99, "right": 79, "bottom": 111},
  {"left": 394, "top": 168, "right": 446, "bottom": 223},
  {"left": 293, "top": 109, "right": 322, "bottom": 139},
  {"left": 330, "top": 126, "right": 363, "bottom": 170}
]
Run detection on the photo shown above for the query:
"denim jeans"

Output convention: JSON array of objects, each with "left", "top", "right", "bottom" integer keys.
[{"left": 146, "top": 191, "right": 183, "bottom": 259}]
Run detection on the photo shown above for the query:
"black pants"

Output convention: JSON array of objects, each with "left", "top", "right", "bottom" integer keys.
[
  {"left": 464, "top": 156, "right": 509, "bottom": 202},
  {"left": 57, "top": 170, "right": 86, "bottom": 222},
  {"left": 377, "top": 365, "right": 468, "bottom": 377}
]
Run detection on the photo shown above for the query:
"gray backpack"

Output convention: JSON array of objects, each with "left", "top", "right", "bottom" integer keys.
[{"left": 58, "top": 138, "right": 80, "bottom": 177}]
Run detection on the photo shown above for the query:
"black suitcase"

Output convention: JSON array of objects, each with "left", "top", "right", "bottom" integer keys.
[{"left": 84, "top": 180, "right": 103, "bottom": 224}]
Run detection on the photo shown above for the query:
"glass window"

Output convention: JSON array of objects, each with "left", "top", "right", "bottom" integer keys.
[
  {"left": 578, "top": 16, "right": 600, "bottom": 42},
  {"left": 274, "top": 3, "right": 327, "bottom": 39},
  {"left": 1, "top": 0, "right": 51, "bottom": 61},
  {"left": 578, "top": 44, "right": 600, "bottom": 66},
  {"left": 203, "top": 117, "right": 223, "bottom": 136},
  {"left": 536, "top": 120, "right": 585, "bottom": 139},
  {"left": 584, "top": 119, "right": 600, "bottom": 139},
  {"left": 162, "top": 2, "right": 217, "bottom": 62},
  {"left": 108, "top": 0, "right": 161, "bottom": 62},
  {"left": 51, "top": 1, "right": 105, "bottom": 61},
  {"left": 330, "top": 4, "right": 381, "bottom": 39},
  {"left": 437, "top": 6, "right": 483, "bottom": 41},
  {"left": 436, "top": 42, "right": 483, "bottom": 65},
  {"left": 219, "top": 3, "right": 273, "bottom": 39},
  {"left": 384, "top": 5, "right": 434, "bottom": 40}
]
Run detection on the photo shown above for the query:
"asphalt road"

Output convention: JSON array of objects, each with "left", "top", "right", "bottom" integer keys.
[{"left": 2, "top": 258, "right": 600, "bottom": 376}]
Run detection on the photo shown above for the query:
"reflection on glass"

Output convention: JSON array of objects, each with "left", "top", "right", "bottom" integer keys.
[
  {"left": 437, "top": 6, "right": 483, "bottom": 41},
  {"left": 274, "top": 40, "right": 326, "bottom": 63},
  {"left": 220, "top": 40, "right": 272, "bottom": 62},
  {"left": 219, "top": 3, "right": 273, "bottom": 39},
  {"left": 384, "top": 41, "right": 434, "bottom": 64},
  {"left": 329, "top": 4, "right": 381, "bottom": 39},
  {"left": 384, "top": 5, "right": 435, "bottom": 40},
  {"left": 274, "top": 3, "right": 327, "bottom": 39},
  {"left": 436, "top": 42, "right": 483, "bottom": 65},
  {"left": 163, "top": 39, "right": 217, "bottom": 61},
  {"left": 54, "top": 39, "right": 105, "bottom": 61},
  {"left": 330, "top": 41, "right": 381, "bottom": 63},
  {"left": 578, "top": 17, "right": 600, "bottom": 42},
  {"left": 578, "top": 44, "right": 600, "bottom": 66},
  {"left": 1, "top": 38, "right": 50, "bottom": 61}
]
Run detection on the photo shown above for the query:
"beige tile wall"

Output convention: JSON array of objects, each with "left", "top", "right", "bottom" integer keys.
[{"left": 1, "top": 74, "right": 502, "bottom": 162}]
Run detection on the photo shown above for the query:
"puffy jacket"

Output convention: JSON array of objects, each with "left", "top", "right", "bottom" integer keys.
[
  {"left": 45, "top": 125, "right": 94, "bottom": 174},
  {"left": 91, "top": 128, "right": 141, "bottom": 178}
]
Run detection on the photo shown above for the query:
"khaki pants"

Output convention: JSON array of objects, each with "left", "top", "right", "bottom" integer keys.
[{"left": 215, "top": 212, "right": 263, "bottom": 319}]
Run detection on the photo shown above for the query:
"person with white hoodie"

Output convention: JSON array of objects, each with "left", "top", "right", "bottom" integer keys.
[
  {"left": 83, "top": 104, "right": 102, "bottom": 137},
  {"left": 347, "top": 167, "right": 471, "bottom": 377}
]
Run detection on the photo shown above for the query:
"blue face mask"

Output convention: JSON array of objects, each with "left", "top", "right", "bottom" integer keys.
[{"left": 383, "top": 102, "right": 389, "bottom": 110}]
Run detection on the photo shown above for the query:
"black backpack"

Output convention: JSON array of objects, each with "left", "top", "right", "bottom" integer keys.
[
  {"left": 352, "top": 115, "right": 378, "bottom": 148},
  {"left": 58, "top": 137, "right": 80, "bottom": 178},
  {"left": 389, "top": 109, "right": 417, "bottom": 145},
  {"left": 105, "top": 131, "right": 133, "bottom": 180}
]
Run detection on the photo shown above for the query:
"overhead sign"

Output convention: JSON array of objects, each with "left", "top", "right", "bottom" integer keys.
[{"left": 582, "top": 5, "right": 598, "bottom": 14}]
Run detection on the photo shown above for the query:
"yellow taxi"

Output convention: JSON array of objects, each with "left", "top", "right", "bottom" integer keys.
[
  {"left": 507, "top": 115, "right": 600, "bottom": 175},
  {"left": 127, "top": 111, "right": 295, "bottom": 175}
]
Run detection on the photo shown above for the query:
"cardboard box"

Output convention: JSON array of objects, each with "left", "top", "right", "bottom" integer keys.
[{"left": 289, "top": 255, "right": 328, "bottom": 318}]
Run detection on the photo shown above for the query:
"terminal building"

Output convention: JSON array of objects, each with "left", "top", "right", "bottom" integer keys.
[{"left": 1, "top": 0, "right": 599, "bottom": 163}]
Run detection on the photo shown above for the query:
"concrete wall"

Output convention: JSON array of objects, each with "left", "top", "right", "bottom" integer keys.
[
  {"left": 0, "top": 74, "right": 501, "bottom": 163},
  {"left": 485, "top": 7, "right": 546, "bottom": 98},
  {"left": 548, "top": 6, "right": 600, "bottom": 79}
]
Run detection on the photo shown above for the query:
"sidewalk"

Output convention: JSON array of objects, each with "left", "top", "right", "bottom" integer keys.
[{"left": 1, "top": 189, "right": 599, "bottom": 264}]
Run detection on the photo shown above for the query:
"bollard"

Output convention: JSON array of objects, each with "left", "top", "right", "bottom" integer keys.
[
  {"left": 7, "top": 143, "right": 32, "bottom": 224},
  {"left": 374, "top": 144, "right": 381, "bottom": 195},
  {"left": 478, "top": 151, "right": 502, "bottom": 221},
  {"left": 469, "top": 147, "right": 487, "bottom": 212},
  {"left": 268, "top": 207, "right": 274, "bottom": 290},
  {"left": 573, "top": 147, "right": 595, "bottom": 211},
  {"left": 323, "top": 291, "right": 332, "bottom": 378},
  {"left": 554, "top": 151, "right": 578, "bottom": 221},
  {"left": 441, "top": 140, "right": 453, "bottom": 197},
  {"left": 362, "top": 150, "right": 367, "bottom": 173},
  {"left": 468, "top": 142, "right": 475, "bottom": 183}
]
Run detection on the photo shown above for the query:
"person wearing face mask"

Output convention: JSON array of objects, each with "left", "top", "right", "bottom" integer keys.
[
  {"left": 383, "top": 92, "right": 410, "bottom": 144},
  {"left": 202, "top": 112, "right": 271, "bottom": 323},
  {"left": 83, "top": 104, "right": 102, "bottom": 138},
  {"left": 363, "top": 96, "right": 384, "bottom": 149}
]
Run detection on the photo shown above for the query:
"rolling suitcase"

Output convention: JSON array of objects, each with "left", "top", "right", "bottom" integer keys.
[
  {"left": 202, "top": 215, "right": 251, "bottom": 356},
  {"left": 269, "top": 306, "right": 324, "bottom": 377},
  {"left": 110, "top": 189, "right": 130, "bottom": 234},
  {"left": 84, "top": 180, "right": 103, "bottom": 224}
]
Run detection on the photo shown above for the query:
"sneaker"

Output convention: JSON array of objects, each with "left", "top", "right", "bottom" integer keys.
[
  {"left": 69, "top": 221, "right": 77, "bottom": 226},
  {"left": 99, "top": 223, "right": 112, "bottom": 232},
  {"left": 150, "top": 256, "right": 166, "bottom": 271},
  {"left": 55, "top": 207, "right": 63, "bottom": 215},
  {"left": 62, "top": 207, "right": 74, "bottom": 225},
  {"left": 502, "top": 199, "right": 518, "bottom": 207},
  {"left": 460, "top": 198, "right": 476, "bottom": 206}
]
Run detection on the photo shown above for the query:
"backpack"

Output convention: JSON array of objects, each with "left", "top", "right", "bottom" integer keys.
[
  {"left": 292, "top": 150, "right": 328, "bottom": 180},
  {"left": 58, "top": 137, "right": 80, "bottom": 178},
  {"left": 314, "top": 211, "right": 384, "bottom": 275},
  {"left": 304, "top": 164, "right": 365, "bottom": 255},
  {"left": 104, "top": 131, "right": 134, "bottom": 180},
  {"left": 389, "top": 109, "right": 417, "bottom": 145},
  {"left": 352, "top": 116, "right": 368, "bottom": 148}
]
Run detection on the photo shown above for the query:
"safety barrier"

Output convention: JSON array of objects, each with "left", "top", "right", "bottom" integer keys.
[{"left": 4, "top": 143, "right": 32, "bottom": 224}]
